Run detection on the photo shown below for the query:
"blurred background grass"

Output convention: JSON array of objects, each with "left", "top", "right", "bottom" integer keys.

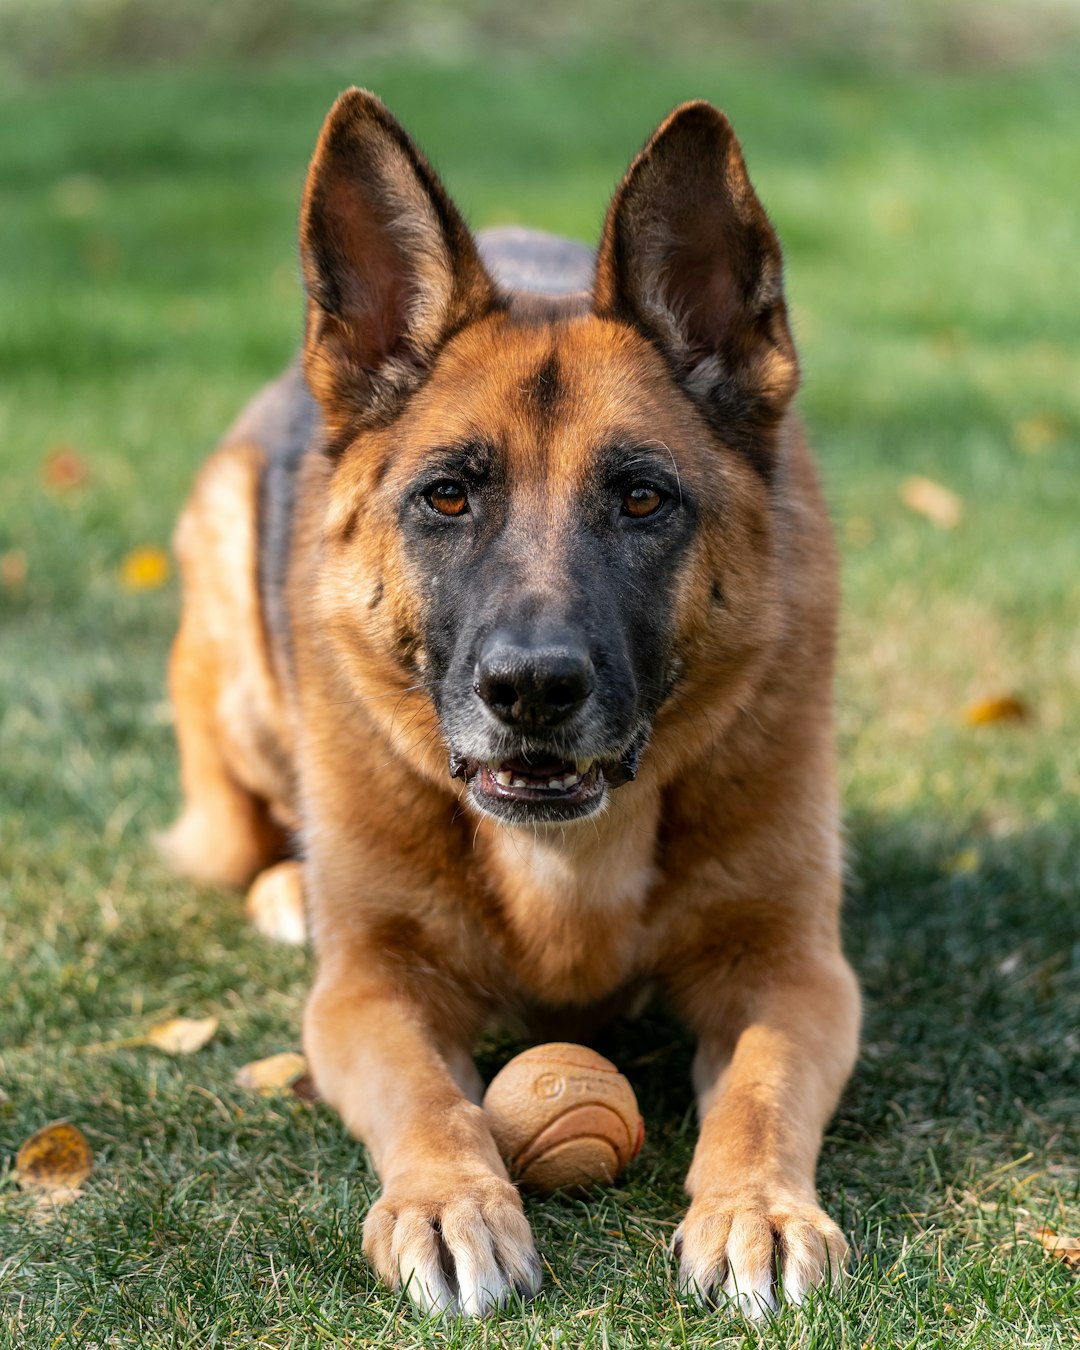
[
  {"left": 1, "top": 3, "right": 1078, "bottom": 1348},
  {"left": 3, "top": 0, "right": 1080, "bottom": 77}
]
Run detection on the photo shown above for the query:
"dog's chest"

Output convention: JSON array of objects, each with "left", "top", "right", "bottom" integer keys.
[{"left": 482, "top": 821, "right": 658, "bottom": 1007}]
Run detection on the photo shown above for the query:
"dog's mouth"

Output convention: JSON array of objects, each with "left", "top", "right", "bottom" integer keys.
[
  {"left": 480, "top": 754, "right": 604, "bottom": 807},
  {"left": 450, "top": 749, "right": 638, "bottom": 822}
]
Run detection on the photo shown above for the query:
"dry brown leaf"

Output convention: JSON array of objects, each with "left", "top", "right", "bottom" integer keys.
[
  {"left": 15, "top": 1122, "right": 93, "bottom": 1199},
  {"left": 1, "top": 549, "right": 28, "bottom": 591},
  {"left": 1034, "top": 1228, "right": 1080, "bottom": 1271},
  {"left": 119, "top": 546, "right": 171, "bottom": 592},
  {"left": 144, "top": 1015, "right": 219, "bottom": 1055},
  {"left": 900, "top": 475, "right": 964, "bottom": 529},
  {"left": 963, "top": 694, "right": 1032, "bottom": 727},
  {"left": 41, "top": 446, "right": 89, "bottom": 492},
  {"left": 234, "top": 1052, "right": 308, "bottom": 1096}
]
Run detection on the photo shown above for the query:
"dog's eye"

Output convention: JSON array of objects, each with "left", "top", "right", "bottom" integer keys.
[
  {"left": 427, "top": 482, "right": 469, "bottom": 517},
  {"left": 622, "top": 484, "right": 664, "bottom": 519}
]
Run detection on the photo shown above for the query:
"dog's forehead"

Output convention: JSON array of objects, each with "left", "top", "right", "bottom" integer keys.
[{"left": 401, "top": 313, "right": 697, "bottom": 477}]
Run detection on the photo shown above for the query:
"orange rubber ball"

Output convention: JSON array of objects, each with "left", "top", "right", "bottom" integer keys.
[{"left": 482, "top": 1043, "right": 644, "bottom": 1195}]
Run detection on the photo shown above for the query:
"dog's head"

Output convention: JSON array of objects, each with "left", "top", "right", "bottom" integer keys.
[{"left": 299, "top": 91, "right": 800, "bottom": 825}]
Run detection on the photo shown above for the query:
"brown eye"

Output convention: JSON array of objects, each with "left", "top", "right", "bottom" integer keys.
[
  {"left": 427, "top": 482, "right": 469, "bottom": 517},
  {"left": 623, "top": 484, "right": 663, "bottom": 518}
]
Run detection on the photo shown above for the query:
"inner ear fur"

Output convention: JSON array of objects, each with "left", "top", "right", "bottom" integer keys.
[
  {"left": 594, "top": 101, "right": 799, "bottom": 473},
  {"left": 300, "top": 88, "right": 497, "bottom": 440}
]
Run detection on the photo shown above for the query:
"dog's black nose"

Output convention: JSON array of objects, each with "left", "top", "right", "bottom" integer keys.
[{"left": 475, "top": 632, "right": 593, "bottom": 728}]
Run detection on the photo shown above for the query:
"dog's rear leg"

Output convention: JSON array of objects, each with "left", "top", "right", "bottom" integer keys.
[
  {"left": 159, "top": 624, "right": 286, "bottom": 889},
  {"left": 159, "top": 442, "right": 295, "bottom": 893}
]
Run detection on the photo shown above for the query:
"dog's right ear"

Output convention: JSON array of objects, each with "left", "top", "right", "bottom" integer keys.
[{"left": 300, "top": 89, "right": 497, "bottom": 443}]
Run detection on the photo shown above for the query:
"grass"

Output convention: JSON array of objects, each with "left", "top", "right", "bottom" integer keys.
[{"left": 1, "top": 47, "right": 1078, "bottom": 1350}]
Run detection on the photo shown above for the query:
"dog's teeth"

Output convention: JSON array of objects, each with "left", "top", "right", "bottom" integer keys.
[
  {"left": 560, "top": 776, "right": 579, "bottom": 788},
  {"left": 575, "top": 760, "right": 593, "bottom": 774},
  {"left": 512, "top": 778, "right": 528, "bottom": 788},
  {"left": 495, "top": 770, "right": 513, "bottom": 787}
]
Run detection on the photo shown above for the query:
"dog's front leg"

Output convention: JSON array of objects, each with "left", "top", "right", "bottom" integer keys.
[
  {"left": 304, "top": 958, "right": 542, "bottom": 1317},
  {"left": 670, "top": 938, "right": 860, "bottom": 1317}
]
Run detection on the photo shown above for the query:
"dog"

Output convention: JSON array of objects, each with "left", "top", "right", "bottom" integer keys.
[{"left": 162, "top": 89, "right": 860, "bottom": 1319}]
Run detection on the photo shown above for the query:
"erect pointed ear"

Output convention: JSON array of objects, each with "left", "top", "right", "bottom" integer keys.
[
  {"left": 594, "top": 102, "right": 799, "bottom": 476},
  {"left": 299, "top": 89, "right": 498, "bottom": 442}
]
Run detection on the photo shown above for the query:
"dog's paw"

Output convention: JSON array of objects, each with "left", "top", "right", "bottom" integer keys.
[
  {"left": 673, "top": 1192, "right": 848, "bottom": 1318},
  {"left": 244, "top": 860, "right": 306, "bottom": 944},
  {"left": 363, "top": 1171, "right": 542, "bottom": 1317}
]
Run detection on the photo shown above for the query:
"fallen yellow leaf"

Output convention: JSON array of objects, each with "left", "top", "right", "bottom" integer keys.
[
  {"left": 963, "top": 694, "right": 1032, "bottom": 727},
  {"left": 144, "top": 1015, "right": 219, "bottom": 1055},
  {"left": 900, "top": 476, "right": 964, "bottom": 529},
  {"left": 234, "top": 1051, "right": 308, "bottom": 1095},
  {"left": 15, "top": 1122, "right": 93, "bottom": 1199},
  {"left": 1033, "top": 1228, "right": 1080, "bottom": 1271},
  {"left": 119, "top": 546, "right": 170, "bottom": 591}
]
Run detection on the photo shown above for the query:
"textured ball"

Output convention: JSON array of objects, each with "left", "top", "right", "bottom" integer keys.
[{"left": 482, "top": 1043, "right": 644, "bottom": 1195}]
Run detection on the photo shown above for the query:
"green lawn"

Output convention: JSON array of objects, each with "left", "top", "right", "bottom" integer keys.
[{"left": 1, "top": 50, "right": 1078, "bottom": 1350}]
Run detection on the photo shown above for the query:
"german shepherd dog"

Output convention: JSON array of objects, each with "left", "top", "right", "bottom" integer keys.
[{"left": 163, "top": 89, "right": 860, "bottom": 1318}]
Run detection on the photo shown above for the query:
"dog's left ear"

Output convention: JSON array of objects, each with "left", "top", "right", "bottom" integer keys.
[
  {"left": 594, "top": 102, "right": 798, "bottom": 471},
  {"left": 300, "top": 89, "right": 497, "bottom": 440}
]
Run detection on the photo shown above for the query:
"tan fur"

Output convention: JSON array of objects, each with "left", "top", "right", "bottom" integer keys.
[
  {"left": 161, "top": 439, "right": 295, "bottom": 887},
  {"left": 164, "top": 90, "right": 860, "bottom": 1319}
]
